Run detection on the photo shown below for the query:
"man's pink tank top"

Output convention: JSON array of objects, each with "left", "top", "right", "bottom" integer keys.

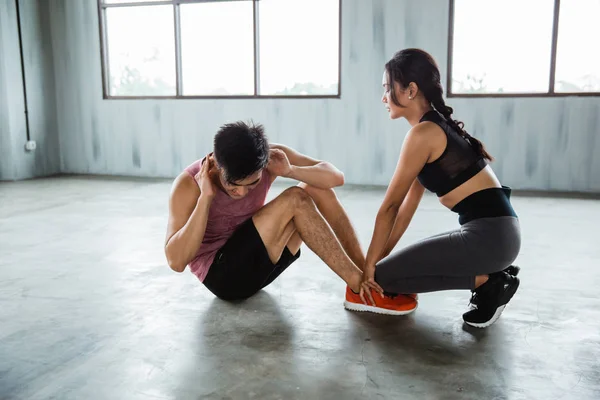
[{"left": 184, "top": 158, "right": 273, "bottom": 282}]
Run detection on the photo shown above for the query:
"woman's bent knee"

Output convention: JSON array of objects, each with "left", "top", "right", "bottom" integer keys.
[{"left": 374, "top": 265, "right": 395, "bottom": 289}]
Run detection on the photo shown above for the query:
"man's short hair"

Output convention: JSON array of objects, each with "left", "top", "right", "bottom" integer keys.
[{"left": 213, "top": 120, "right": 269, "bottom": 183}]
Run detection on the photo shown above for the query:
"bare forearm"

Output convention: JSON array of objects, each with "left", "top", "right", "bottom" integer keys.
[
  {"left": 381, "top": 214, "right": 410, "bottom": 260},
  {"left": 365, "top": 206, "right": 398, "bottom": 269},
  {"left": 381, "top": 180, "right": 423, "bottom": 260},
  {"left": 165, "top": 194, "right": 212, "bottom": 272},
  {"left": 287, "top": 162, "right": 344, "bottom": 189}
]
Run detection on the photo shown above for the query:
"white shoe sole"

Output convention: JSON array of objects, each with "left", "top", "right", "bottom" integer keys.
[
  {"left": 464, "top": 304, "right": 506, "bottom": 328},
  {"left": 344, "top": 300, "right": 418, "bottom": 316}
]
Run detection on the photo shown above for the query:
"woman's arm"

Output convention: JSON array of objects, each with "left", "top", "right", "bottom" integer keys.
[
  {"left": 380, "top": 179, "right": 425, "bottom": 260},
  {"left": 360, "top": 125, "right": 432, "bottom": 304}
]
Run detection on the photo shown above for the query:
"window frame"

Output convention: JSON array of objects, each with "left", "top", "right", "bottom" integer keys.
[
  {"left": 447, "top": 0, "right": 600, "bottom": 98},
  {"left": 97, "top": 0, "right": 342, "bottom": 99}
]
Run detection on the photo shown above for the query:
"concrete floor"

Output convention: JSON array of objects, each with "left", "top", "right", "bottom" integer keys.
[{"left": 1, "top": 176, "right": 599, "bottom": 400}]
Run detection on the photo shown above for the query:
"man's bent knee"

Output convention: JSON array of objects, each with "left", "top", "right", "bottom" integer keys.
[
  {"left": 282, "top": 186, "right": 308, "bottom": 197},
  {"left": 297, "top": 182, "right": 336, "bottom": 200},
  {"left": 280, "top": 186, "right": 313, "bottom": 208}
]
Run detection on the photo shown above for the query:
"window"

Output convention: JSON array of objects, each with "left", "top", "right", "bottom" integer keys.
[
  {"left": 448, "top": 0, "right": 600, "bottom": 96},
  {"left": 98, "top": 0, "right": 341, "bottom": 98},
  {"left": 258, "top": 0, "right": 340, "bottom": 95},
  {"left": 554, "top": 0, "right": 600, "bottom": 92}
]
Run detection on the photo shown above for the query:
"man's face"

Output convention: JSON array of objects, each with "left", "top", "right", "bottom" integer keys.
[{"left": 218, "top": 169, "right": 263, "bottom": 199}]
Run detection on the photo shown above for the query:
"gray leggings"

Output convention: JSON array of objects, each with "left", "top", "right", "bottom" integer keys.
[{"left": 375, "top": 216, "right": 521, "bottom": 293}]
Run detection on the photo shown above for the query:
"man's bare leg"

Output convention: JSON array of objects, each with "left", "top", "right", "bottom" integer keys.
[
  {"left": 286, "top": 231, "right": 302, "bottom": 256},
  {"left": 252, "top": 187, "right": 362, "bottom": 292},
  {"left": 299, "top": 183, "right": 366, "bottom": 270}
]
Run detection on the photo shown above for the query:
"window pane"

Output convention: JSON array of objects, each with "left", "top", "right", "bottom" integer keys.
[
  {"left": 258, "top": 0, "right": 339, "bottom": 96},
  {"left": 104, "top": 0, "right": 165, "bottom": 4},
  {"left": 106, "top": 6, "right": 176, "bottom": 96},
  {"left": 555, "top": 0, "right": 600, "bottom": 92},
  {"left": 451, "top": 0, "right": 554, "bottom": 94},
  {"left": 180, "top": 2, "right": 254, "bottom": 95}
]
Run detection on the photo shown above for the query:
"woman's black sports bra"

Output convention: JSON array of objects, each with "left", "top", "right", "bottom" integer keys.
[{"left": 416, "top": 110, "right": 487, "bottom": 197}]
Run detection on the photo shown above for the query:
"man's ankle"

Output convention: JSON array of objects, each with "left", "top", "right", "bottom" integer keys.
[{"left": 349, "top": 274, "right": 362, "bottom": 293}]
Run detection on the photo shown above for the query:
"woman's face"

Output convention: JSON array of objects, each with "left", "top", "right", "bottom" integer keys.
[{"left": 381, "top": 70, "right": 410, "bottom": 120}]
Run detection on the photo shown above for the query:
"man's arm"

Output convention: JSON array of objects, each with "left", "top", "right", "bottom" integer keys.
[
  {"left": 268, "top": 143, "right": 344, "bottom": 189},
  {"left": 164, "top": 171, "right": 213, "bottom": 273}
]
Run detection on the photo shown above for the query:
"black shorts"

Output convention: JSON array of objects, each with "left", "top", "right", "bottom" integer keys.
[{"left": 203, "top": 218, "right": 300, "bottom": 301}]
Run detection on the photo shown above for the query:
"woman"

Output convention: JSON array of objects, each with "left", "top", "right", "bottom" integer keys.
[{"left": 345, "top": 48, "right": 521, "bottom": 328}]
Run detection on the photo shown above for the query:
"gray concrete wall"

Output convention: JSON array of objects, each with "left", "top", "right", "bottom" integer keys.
[
  {"left": 0, "top": 0, "right": 23, "bottom": 180},
  {"left": 0, "top": 0, "right": 60, "bottom": 181},
  {"left": 48, "top": 0, "right": 600, "bottom": 192}
]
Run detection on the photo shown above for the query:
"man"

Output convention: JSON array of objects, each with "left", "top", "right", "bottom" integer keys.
[{"left": 164, "top": 120, "right": 416, "bottom": 312}]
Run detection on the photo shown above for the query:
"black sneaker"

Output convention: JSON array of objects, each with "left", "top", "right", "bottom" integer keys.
[
  {"left": 468, "top": 265, "right": 520, "bottom": 308},
  {"left": 463, "top": 272, "right": 520, "bottom": 328},
  {"left": 504, "top": 265, "right": 520, "bottom": 276}
]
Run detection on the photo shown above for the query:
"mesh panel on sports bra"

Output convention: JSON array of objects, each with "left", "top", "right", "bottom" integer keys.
[{"left": 417, "top": 111, "right": 486, "bottom": 197}]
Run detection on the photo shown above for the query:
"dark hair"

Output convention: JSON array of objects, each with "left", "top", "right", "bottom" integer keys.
[
  {"left": 213, "top": 120, "right": 270, "bottom": 183},
  {"left": 385, "top": 48, "right": 493, "bottom": 161}
]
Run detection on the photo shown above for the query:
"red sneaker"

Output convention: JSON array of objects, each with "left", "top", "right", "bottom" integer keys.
[{"left": 344, "top": 286, "right": 418, "bottom": 316}]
